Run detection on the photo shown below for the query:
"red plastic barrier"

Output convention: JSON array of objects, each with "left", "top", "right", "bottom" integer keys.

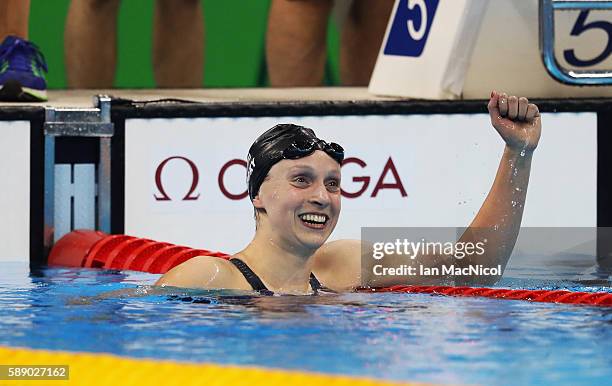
[
  {"left": 47, "top": 230, "right": 230, "bottom": 272},
  {"left": 47, "top": 230, "right": 107, "bottom": 267},
  {"left": 48, "top": 230, "right": 612, "bottom": 307},
  {"left": 361, "top": 285, "right": 612, "bottom": 306}
]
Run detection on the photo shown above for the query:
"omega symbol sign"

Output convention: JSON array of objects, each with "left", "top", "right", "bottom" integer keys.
[{"left": 154, "top": 156, "right": 201, "bottom": 201}]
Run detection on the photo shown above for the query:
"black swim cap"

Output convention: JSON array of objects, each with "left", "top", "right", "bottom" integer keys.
[{"left": 247, "top": 123, "right": 344, "bottom": 200}]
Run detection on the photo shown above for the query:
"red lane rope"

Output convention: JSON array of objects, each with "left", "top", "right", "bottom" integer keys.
[
  {"left": 359, "top": 285, "right": 612, "bottom": 306},
  {"left": 48, "top": 231, "right": 612, "bottom": 307}
]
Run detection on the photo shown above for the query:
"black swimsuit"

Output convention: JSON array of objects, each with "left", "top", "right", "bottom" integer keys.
[{"left": 230, "top": 258, "right": 331, "bottom": 295}]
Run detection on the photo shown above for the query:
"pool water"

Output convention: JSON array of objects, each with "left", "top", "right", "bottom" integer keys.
[{"left": 0, "top": 253, "right": 610, "bottom": 386}]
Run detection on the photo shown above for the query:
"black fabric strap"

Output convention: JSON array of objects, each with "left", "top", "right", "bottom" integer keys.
[
  {"left": 310, "top": 273, "right": 335, "bottom": 294},
  {"left": 231, "top": 258, "right": 331, "bottom": 294},
  {"left": 230, "top": 258, "right": 269, "bottom": 292},
  {"left": 309, "top": 273, "right": 322, "bottom": 292}
]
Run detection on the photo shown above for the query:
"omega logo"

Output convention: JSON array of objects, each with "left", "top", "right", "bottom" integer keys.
[
  {"left": 154, "top": 156, "right": 407, "bottom": 201},
  {"left": 154, "top": 156, "right": 201, "bottom": 201}
]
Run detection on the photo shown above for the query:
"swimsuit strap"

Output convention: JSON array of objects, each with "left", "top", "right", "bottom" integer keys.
[
  {"left": 309, "top": 273, "right": 335, "bottom": 294},
  {"left": 230, "top": 258, "right": 328, "bottom": 294},
  {"left": 230, "top": 257, "right": 334, "bottom": 295},
  {"left": 309, "top": 273, "right": 323, "bottom": 292},
  {"left": 230, "top": 258, "right": 270, "bottom": 293}
]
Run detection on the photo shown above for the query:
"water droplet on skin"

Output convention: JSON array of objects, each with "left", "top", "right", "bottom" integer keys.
[
  {"left": 515, "top": 187, "right": 522, "bottom": 192},
  {"left": 520, "top": 149, "right": 526, "bottom": 157}
]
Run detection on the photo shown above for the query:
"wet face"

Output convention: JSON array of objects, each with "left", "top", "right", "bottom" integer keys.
[{"left": 253, "top": 150, "right": 342, "bottom": 252}]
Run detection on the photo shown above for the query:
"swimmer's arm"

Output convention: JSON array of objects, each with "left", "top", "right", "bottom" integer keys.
[
  {"left": 359, "top": 92, "right": 541, "bottom": 288},
  {"left": 312, "top": 240, "right": 363, "bottom": 291},
  {"left": 320, "top": 93, "right": 541, "bottom": 289},
  {"left": 358, "top": 241, "right": 456, "bottom": 288},
  {"left": 84, "top": 286, "right": 167, "bottom": 301},
  {"left": 67, "top": 257, "right": 232, "bottom": 305},
  {"left": 314, "top": 240, "right": 451, "bottom": 290},
  {"left": 342, "top": 143, "right": 534, "bottom": 288},
  {"left": 155, "top": 256, "right": 236, "bottom": 289},
  {"left": 67, "top": 282, "right": 169, "bottom": 305},
  {"left": 454, "top": 92, "right": 541, "bottom": 285}
]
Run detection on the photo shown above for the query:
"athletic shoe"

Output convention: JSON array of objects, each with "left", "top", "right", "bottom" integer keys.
[{"left": 0, "top": 35, "right": 48, "bottom": 102}]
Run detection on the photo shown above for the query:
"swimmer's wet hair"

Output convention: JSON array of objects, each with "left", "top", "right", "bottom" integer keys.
[{"left": 247, "top": 123, "right": 319, "bottom": 200}]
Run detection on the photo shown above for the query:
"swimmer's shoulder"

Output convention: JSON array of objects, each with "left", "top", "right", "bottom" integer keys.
[
  {"left": 155, "top": 256, "right": 251, "bottom": 290},
  {"left": 312, "top": 239, "right": 362, "bottom": 291}
]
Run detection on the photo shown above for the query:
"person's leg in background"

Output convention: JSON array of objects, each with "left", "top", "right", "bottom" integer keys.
[
  {"left": 153, "top": 0, "right": 204, "bottom": 88},
  {"left": 64, "top": 0, "right": 121, "bottom": 88},
  {"left": 0, "top": 0, "right": 29, "bottom": 39},
  {"left": 340, "top": 0, "right": 393, "bottom": 86},
  {"left": 0, "top": 0, "right": 48, "bottom": 101},
  {"left": 266, "top": 0, "right": 333, "bottom": 87}
]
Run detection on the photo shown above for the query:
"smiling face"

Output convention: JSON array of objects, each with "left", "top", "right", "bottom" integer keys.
[{"left": 252, "top": 150, "right": 342, "bottom": 252}]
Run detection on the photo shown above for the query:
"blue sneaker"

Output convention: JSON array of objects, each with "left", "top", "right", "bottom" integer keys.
[{"left": 0, "top": 35, "right": 48, "bottom": 102}]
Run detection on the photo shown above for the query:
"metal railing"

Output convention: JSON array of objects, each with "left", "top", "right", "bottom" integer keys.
[
  {"left": 540, "top": 0, "right": 612, "bottom": 85},
  {"left": 43, "top": 96, "right": 113, "bottom": 256}
]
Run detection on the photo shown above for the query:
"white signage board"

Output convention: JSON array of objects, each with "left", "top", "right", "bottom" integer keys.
[
  {"left": 369, "top": 0, "right": 488, "bottom": 99},
  {"left": 371, "top": 0, "right": 612, "bottom": 99},
  {"left": 125, "top": 113, "right": 596, "bottom": 255},
  {"left": 0, "top": 121, "right": 30, "bottom": 262}
]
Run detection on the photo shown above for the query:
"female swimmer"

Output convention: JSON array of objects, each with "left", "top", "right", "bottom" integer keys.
[{"left": 155, "top": 91, "right": 541, "bottom": 294}]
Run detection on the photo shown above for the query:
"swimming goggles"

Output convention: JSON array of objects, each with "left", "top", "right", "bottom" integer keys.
[{"left": 281, "top": 138, "right": 345, "bottom": 164}]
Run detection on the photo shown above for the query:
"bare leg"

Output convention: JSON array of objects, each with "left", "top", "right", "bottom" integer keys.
[
  {"left": 0, "top": 0, "right": 30, "bottom": 39},
  {"left": 266, "top": 0, "right": 333, "bottom": 87},
  {"left": 64, "top": 0, "right": 121, "bottom": 88},
  {"left": 340, "top": 0, "right": 393, "bottom": 86},
  {"left": 153, "top": 0, "right": 203, "bottom": 88}
]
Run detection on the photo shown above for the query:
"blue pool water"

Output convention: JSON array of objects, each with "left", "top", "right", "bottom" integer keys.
[{"left": 0, "top": 253, "right": 611, "bottom": 386}]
